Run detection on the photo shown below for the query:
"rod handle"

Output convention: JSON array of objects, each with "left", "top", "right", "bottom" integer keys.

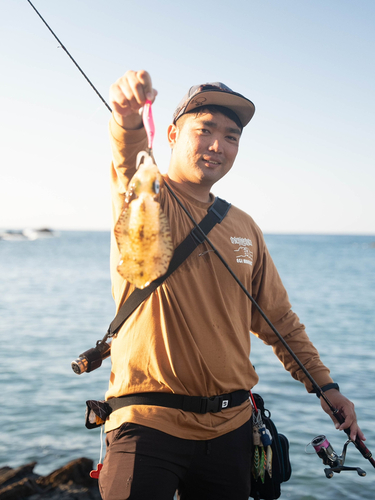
[{"left": 334, "top": 409, "right": 375, "bottom": 468}]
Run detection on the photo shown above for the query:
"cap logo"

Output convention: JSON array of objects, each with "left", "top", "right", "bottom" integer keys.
[{"left": 191, "top": 97, "right": 207, "bottom": 108}]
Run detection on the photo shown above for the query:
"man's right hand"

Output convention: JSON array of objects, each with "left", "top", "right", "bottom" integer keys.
[{"left": 109, "top": 70, "right": 157, "bottom": 130}]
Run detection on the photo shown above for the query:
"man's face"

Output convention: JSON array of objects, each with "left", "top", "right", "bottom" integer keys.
[{"left": 167, "top": 110, "right": 241, "bottom": 190}]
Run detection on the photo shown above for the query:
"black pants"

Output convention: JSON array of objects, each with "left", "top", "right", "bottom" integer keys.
[{"left": 99, "top": 420, "right": 253, "bottom": 500}]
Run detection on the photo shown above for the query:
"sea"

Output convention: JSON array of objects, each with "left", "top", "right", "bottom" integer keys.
[{"left": 1, "top": 231, "right": 374, "bottom": 499}]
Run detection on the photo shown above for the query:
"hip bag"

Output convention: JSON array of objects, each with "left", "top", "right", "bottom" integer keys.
[{"left": 250, "top": 393, "right": 292, "bottom": 500}]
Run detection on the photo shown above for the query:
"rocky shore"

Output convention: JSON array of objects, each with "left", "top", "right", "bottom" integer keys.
[{"left": 0, "top": 458, "right": 101, "bottom": 500}]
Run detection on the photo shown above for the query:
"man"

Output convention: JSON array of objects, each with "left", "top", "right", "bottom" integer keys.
[{"left": 98, "top": 70, "right": 364, "bottom": 500}]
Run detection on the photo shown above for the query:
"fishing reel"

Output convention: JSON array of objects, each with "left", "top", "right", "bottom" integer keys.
[{"left": 307, "top": 434, "right": 366, "bottom": 478}]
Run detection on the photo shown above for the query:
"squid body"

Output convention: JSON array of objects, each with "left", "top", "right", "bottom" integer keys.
[{"left": 114, "top": 151, "right": 174, "bottom": 289}]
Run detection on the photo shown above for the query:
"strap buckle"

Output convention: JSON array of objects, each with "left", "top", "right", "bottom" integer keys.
[
  {"left": 199, "top": 395, "right": 229, "bottom": 413},
  {"left": 191, "top": 226, "right": 206, "bottom": 244}
]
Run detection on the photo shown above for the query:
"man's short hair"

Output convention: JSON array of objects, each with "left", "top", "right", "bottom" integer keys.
[{"left": 176, "top": 104, "right": 243, "bottom": 132}]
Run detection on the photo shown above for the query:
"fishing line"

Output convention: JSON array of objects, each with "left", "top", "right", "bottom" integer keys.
[{"left": 27, "top": 0, "right": 375, "bottom": 468}]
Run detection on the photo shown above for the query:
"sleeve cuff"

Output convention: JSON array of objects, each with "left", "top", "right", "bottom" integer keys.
[
  {"left": 314, "top": 382, "right": 340, "bottom": 398},
  {"left": 109, "top": 114, "right": 147, "bottom": 145}
]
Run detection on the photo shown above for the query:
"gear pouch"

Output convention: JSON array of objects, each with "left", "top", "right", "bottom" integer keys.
[{"left": 85, "top": 400, "right": 112, "bottom": 429}]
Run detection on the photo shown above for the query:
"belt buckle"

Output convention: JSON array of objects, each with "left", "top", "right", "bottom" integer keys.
[{"left": 200, "top": 395, "right": 225, "bottom": 413}]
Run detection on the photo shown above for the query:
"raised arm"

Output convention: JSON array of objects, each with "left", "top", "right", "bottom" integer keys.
[{"left": 109, "top": 70, "right": 158, "bottom": 207}]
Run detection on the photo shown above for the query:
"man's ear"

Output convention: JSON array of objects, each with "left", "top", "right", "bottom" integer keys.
[{"left": 167, "top": 123, "right": 178, "bottom": 148}]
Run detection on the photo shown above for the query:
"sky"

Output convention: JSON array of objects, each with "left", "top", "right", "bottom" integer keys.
[{"left": 1, "top": 0, "right": 374, "bottom": 233}]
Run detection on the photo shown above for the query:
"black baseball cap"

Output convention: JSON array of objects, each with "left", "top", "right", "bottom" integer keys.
[{"left": 172, "top": 82, "right": 255, "bottom": 128}]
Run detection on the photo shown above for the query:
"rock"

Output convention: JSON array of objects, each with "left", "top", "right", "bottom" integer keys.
[
  {"left": 0, "top": 458, "right": 101, "bottom": 500},
  {"left": 0, "top": 462, "right": 37, "bottom": 487},
  {"left": 36, "top": 458, "right": 95, "bottom": 489},
  {"left": 0, "top": 477, "right": 40, "bottom": 500}
]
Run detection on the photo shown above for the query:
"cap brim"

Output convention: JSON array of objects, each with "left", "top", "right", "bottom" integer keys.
[{"left": 182, "top": 89, "right": 255, "bottom": 127}]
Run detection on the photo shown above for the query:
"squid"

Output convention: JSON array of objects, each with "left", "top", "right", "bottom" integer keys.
[{"left": 114, "top": 151, "right": 174, "bottom": 289}]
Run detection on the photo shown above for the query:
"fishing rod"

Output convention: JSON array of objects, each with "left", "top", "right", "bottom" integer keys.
[
  {"left": 27, "top": 0, "right": 375, "bottom": 472},
  {"left": 163, "top": 183, "right": 375, "bottom": 471},
  {"left": 26, "top": 0, "right": 111, "bottom": 113}
]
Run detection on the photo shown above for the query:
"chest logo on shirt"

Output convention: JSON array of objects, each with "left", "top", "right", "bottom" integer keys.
[{"left": 230, "top": 236, "right": 253, "bottom": 266}]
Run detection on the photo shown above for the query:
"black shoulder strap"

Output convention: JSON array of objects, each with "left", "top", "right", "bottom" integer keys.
[{"left": 108, "top": 196, "right": 231, "bottom": 336}]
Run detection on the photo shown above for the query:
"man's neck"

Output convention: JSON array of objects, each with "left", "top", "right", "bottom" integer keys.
[{"left": 166, "top": 175, "right": 212, "bottom": 203}]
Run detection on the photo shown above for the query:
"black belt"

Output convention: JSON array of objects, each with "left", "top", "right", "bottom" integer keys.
[{"left": 107, "top": 389, "right": 250, "bottom": 414}]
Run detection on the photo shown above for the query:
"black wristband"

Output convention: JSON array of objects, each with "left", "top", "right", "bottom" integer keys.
[{"left": 316, "top": 383, "right": 340, "bottom": 398}]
